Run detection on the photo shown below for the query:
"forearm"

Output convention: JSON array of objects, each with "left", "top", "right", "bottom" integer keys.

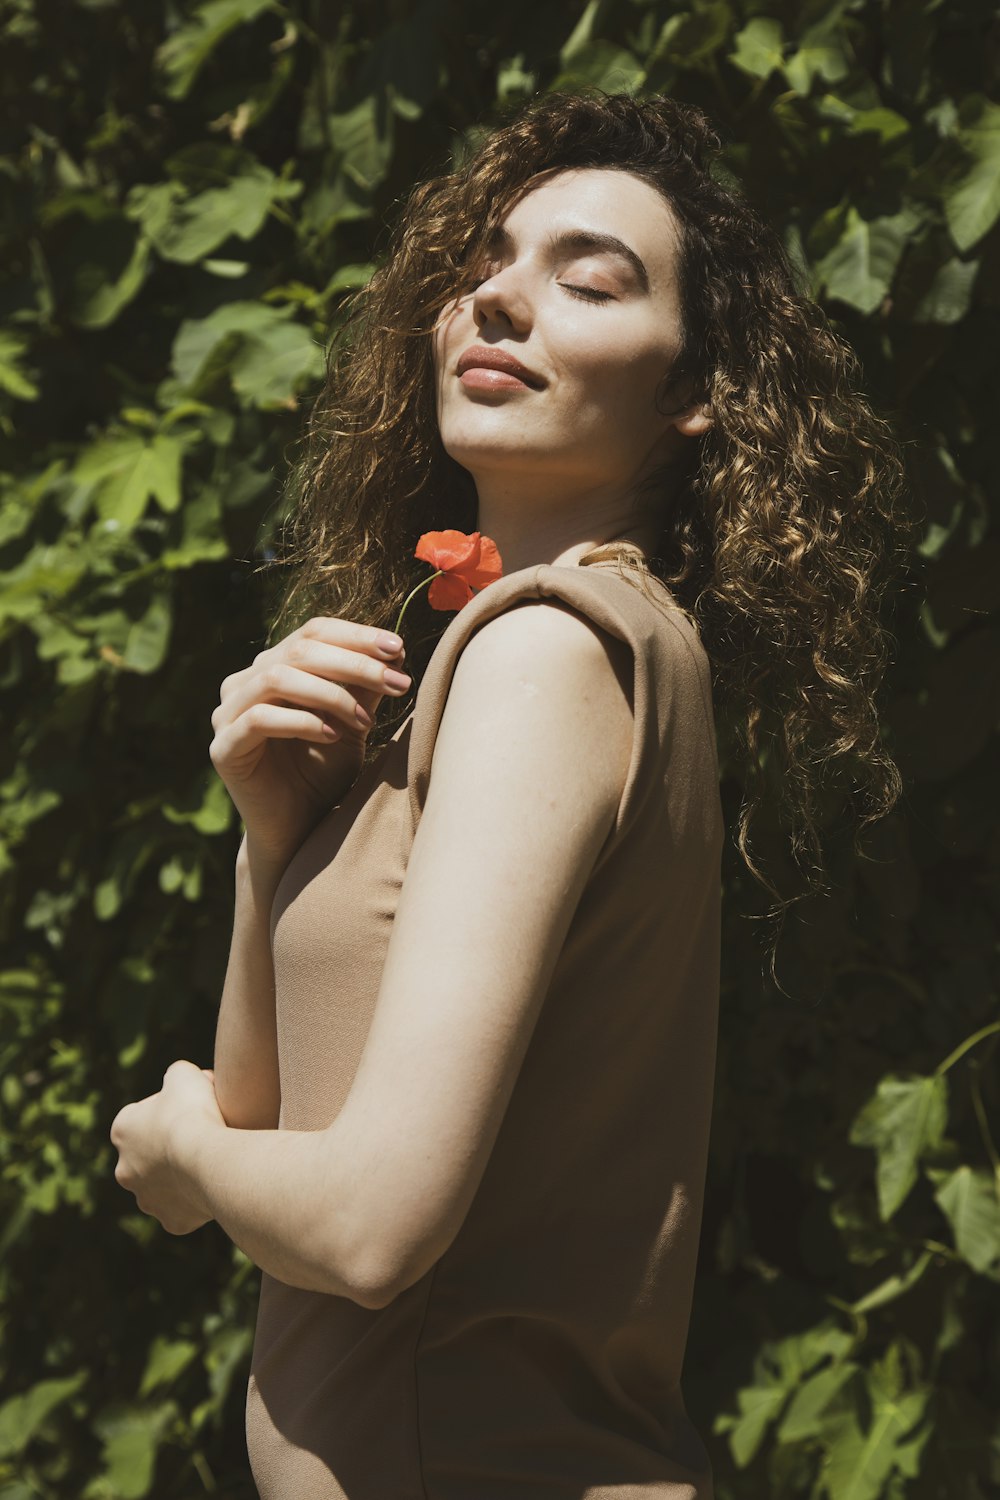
[
  {"left": 213, "top": 839, "right": 283, "bottom": 1130},
  {"left": 175, "top": 1119, "right": 383, "bottom": 1308}
]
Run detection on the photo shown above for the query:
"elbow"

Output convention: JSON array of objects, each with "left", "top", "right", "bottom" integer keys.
[
  {"left": 343, "top": 1249, "right": 403, "bottom": 1311},
  {"left": 349, "top": 1237, "right": 443, "bottom": 1311},
  {"left": 343, "top": 1230, "right": 438, "bottom": 1311}
]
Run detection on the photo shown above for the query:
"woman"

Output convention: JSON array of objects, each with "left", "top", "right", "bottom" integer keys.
[{"left": 110, "top": 90, "right": 907, "bottom": 1497}]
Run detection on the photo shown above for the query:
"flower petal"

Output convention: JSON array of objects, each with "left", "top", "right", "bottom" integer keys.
[
  {"left": 464, "top": 534, "right": 504, "bottom": 588},
  {"left": 415, "top": 529, "right": 480, "bottom": 573},
  {"left": 427, "top": 572, "right": 474, "bottom": 611}
]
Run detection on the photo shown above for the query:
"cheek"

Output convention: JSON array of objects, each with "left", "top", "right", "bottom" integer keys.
[{"left": 566, "top": 349, "right": 666, "bottom": 418}]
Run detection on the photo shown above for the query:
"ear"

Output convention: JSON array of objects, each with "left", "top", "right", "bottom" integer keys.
[
  {"left": 673, "top": 402, "right": 713, "bottom": 437},
  {"left": 656, "top": 374, "right": 713, "bottom": 437}
]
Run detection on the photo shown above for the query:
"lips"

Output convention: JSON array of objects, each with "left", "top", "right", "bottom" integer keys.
[{"left": 456, "top": 346, "right": 544, "bottom": 388}]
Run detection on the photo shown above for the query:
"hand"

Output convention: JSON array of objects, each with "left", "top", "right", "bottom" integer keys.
[
  {"left": 110, "top": 1062, "right": 225, "bottom": 1236},
  {"left": 210, "top": 617, "right": 412, "bottom": 868}
]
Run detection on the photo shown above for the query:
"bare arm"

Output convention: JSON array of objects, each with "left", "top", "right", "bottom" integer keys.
[
  {"left": 158, "top": 599, "right": 633, "bottom": 1310},
  {"left": 212, "top": 836, "right": 284, "bottom": 1132},
  {"left": 205, "top": 617, "right": 411, "bottom": 1132},
  {"left": 316, "top": 600, "right": 634, "bottom": 1300}
]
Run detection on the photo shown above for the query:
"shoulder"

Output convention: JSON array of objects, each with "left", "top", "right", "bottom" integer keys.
[
  {"left": 437, "top": 596, "right": 634, "bottom": 816},
  {"left": 458, "top": 590, "right": 636, "bottom": 718}
]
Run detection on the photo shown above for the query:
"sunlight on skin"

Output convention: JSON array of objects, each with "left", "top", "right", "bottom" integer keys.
[{"left": 431, "top": 166, "right": 713, "bottom": 579}]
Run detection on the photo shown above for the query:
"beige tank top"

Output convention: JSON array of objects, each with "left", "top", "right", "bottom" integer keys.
[{"left": 245, "top": 560, "right": 724, "bottom": 1498}]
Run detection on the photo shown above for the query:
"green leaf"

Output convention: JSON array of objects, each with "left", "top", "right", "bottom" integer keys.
[
  {"left": 156, "top": 0, "right": 277, "bottom": 100},
  {"left": 911, "top": 255, "right": 979, "bottom": 324},
  {"left": 122, "top": 591, "right": 173, "bottom": 674},
  {"left": 714, "top": 1326, "right": 849, "bottom": 1465},
  {"left": 777, "top": 1360, "right": 859, "bottom": 1442},
  {"left": 783, "top": 21, "right": 851, "bottom": 94},
  {"left": 160, "top": 487, "right": 228, "bottom": 569},
  {"left": 729, "top": 17, "right": 785, "bottom": 80},
  {"left": 849, "top": 1249, "right": 934, "bottom": 1312},
  {"left": 646, "top": 6, "right": 732, "bottom": 73},
  {"left": 70, "top": 230, "right": 151, "bottom": 330},
  {"left": 821, "top": 1346, "right": 930, "bottom": 1500},
  {"left": 126, "top": 159, "right": 300, "bottom": 264},
  {"left": 849, "top": 1073, "right": 949, "bottom": 1220},
  {"left": 552, "top": 41, "right": 644, "bottom": 92},
  {"left": 0, "top": 1372, "right": 87, "bottom": 1458},
  {"left": 941, "top": 96, "right": 1000, "bottom": 252},
  {"left": 75, "top": 432, "right": 183, "bottom": 526},
  {"left": 932, "top": 1165, "right": 1000, "bottom": 1273},
  {"left": 172, "top": 300, "right": 323, "bottom": 408},
  {"left": 559, "top": 0, "right": 601, "bottom": 62},
  {"left": 0, "top": 330, "right": 40, "bottom": 401},
  {"left": 162, "top": 773, "right": 233, "bottom": 835},
  {"left": 90, "top": 1400, "right": 178, "bottom": 1499},
  {"left": 139, "top": 1338, "right": 198, "bottom": 1398},
  {"left": 329, "top": 96, "right": 393, "bottom": 192},
  {"left": 814, "top": 203, "right": 923, "bottom": 315}
]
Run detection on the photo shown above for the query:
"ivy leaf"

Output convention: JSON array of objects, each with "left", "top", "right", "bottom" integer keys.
[
  {"left": 849, "top": 1073, "right": 949, "bottom": 1220},
  {"left": 552, "top": 41, "right": 644, "bottom": 91},
  {"left": 162, "top": 772, "right": 233, "bottom": 834},
  {"left": 75, "top": 433, "right": 183, "bottom": 527},
  {"left": 126, "top": 160, "right": 300, "bottom": 265},
  {"left": 912, "top": 254, "right": 979, "bottom": 324},
  {"left": 156, "top": 0, "right": 278, "bottom": 100},
  {"left": 69, "top": 228, "right": 152, "bottom": 329},
  {"left": 931, "top": 1165, "right": 1000, "bottom": 1274},
  {"left": 647, "top": 6, "right": 732, "bottom": 73},
  {"left": 329, "top": 96, "right": 394, "bottom": 191},
  {"left": 137, "top": 1344, "right": 197, "bottom": 1398},
  {"left": 729, "top": 17, "right": 785, "bottom": 79},
  {"left": 777, "top": 1360, "right": 859, "bottom": 1442},
  {"left": 714, "top": 1325, "right": 850, "bottom": 1465},
  {"left": 813, "top": 202, "right": 924, "bottom": 315},
  {"left": 160, "top": 488, "right": 228, "bottom": 570},
  {"left": 820, "top": 1346, "right": 930, "bottom": 1500},
  {"left": 90, "top": 1400, "right": 179, "bottom": 1499},
  {"left": 122, "top": 591, "right": 173, "bottom": 675},
  {"left": 941, "top": 95, "right": 1000, "bottom": 252},
  {"left": 172, "top": 300, "right": 323, "bottom": 408},
  {"left": 783, "top": 20, "right": 851, "bottom": 94},
  {"left": 0, "top": 329, "right": 40, "bottom": 401},
  {"left": 0, "top": 1372, "right": 87, "bottom": 1458}
]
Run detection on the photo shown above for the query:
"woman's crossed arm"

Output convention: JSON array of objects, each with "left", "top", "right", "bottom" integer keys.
[{"left": 109, "top": 600, "right": 633, "bottom": 1309}]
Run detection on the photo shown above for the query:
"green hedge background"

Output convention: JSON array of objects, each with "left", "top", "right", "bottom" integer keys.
[{"left": 1, "top": 0, "right": 998, "bottom": 1495}]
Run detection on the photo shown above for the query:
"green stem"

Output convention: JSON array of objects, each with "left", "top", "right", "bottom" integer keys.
[
  {"left": 935, "top": 1020, "right": 1000, "bottom": 1077},
  {"left": 393, "top": 572, "right": 439, "bottom": 640}
]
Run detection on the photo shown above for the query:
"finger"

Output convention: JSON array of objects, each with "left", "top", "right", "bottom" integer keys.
[
  {"left": 212, "top": 648, "right": 410, "bottom": 741},
  {"left": 252, "top": 662, "right": 388, "bottom": 729},
  {"left": 210, "top": 704, "right": 357, "bottom": 772},
  {"left": 294, "top": 617, "right": 406, "bottom": 664}
]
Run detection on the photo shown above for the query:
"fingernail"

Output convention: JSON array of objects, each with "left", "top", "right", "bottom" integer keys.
[{"left": 377, "top": 632, "right": 403, "bottom": 655}]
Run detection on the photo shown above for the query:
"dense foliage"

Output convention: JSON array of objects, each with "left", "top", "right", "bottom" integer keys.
[{"left": 1, "top": 0, "right": 997, "bottom": 1495}]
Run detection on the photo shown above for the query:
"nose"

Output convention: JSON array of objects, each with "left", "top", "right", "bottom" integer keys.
[{"left": 472, "top": 264, "right": 530, "bottom": 332}]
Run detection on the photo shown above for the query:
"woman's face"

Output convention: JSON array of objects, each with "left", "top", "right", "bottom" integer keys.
[{"left": 431, "top": 166, "right": 710, "bottom": 508}]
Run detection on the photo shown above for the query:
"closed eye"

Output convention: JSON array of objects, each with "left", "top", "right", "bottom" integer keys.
[{"left": 561, "top": 284, "right": 614, "bottom": 303}]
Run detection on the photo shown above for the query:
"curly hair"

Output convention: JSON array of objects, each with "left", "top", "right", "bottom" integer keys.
[{"left": 260, "top": 88, "right": 911, "bottom": 968}]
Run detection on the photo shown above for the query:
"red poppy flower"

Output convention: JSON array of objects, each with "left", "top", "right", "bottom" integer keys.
[{"left": 414, "top": 529, "right": 504, "bottom": 610}]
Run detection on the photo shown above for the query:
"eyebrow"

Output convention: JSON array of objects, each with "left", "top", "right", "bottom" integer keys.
[{"left": 482, "top": 223, "right": 650, "bottom": 293}]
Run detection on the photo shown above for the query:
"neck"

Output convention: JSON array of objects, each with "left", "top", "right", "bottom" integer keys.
[{"left": 471, "top": 472, "right": 663, "bottom": 578}]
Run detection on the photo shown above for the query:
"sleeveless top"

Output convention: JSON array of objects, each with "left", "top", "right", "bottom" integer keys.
[{"left": 245, "top": 560, "right": 724, "bottom": 1499}]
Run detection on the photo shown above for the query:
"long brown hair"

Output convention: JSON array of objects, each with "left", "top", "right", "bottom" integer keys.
[{"left": 260, "top": 88, "right": 911, "bottom": 964}]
